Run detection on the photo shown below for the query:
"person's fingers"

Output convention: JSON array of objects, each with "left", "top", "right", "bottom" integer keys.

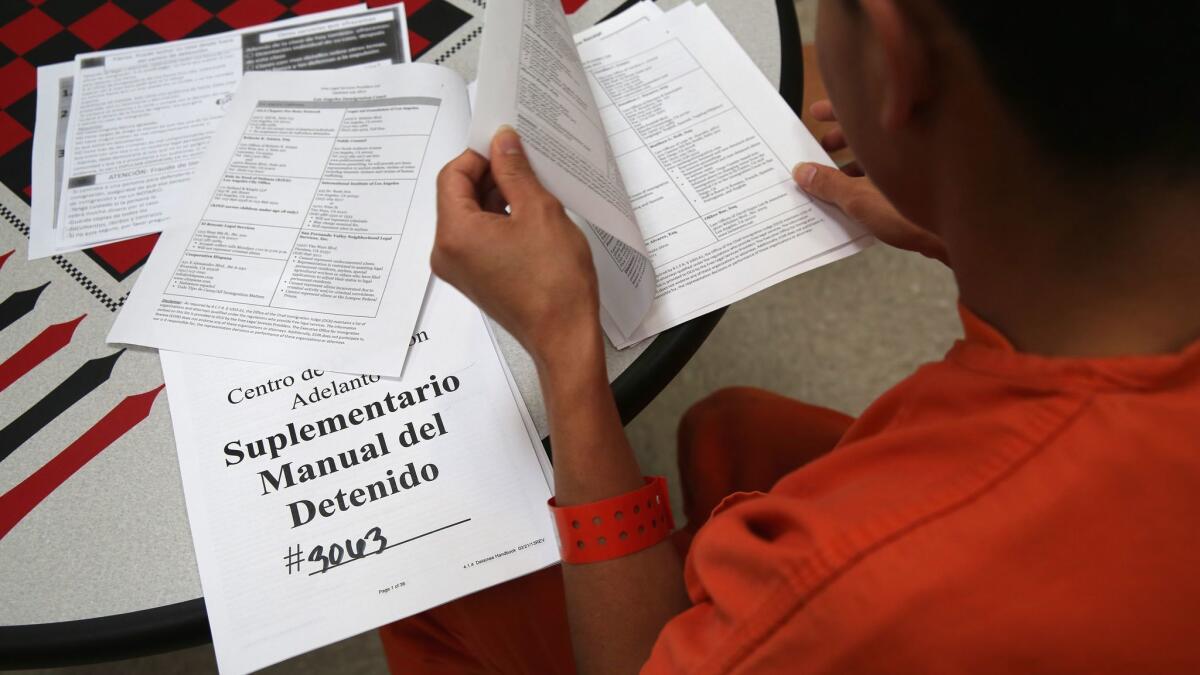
[
  {"left": 794, "top": 162, "right": 949, "bottom": 263},
  {"left": 820, "top": 127, "right": 847, "bottom": 153},
  {"left": 839, "top": 161, "right": 865, "bottom": 177},
  {"left": 793, "top": 162, "right": 893, "bottom": 224},
  {"left": 810, "top": 99, "right": 836, "bottom": 122},
  {"left": 482, "top": 185, "right": 508, "bottom": 214},
  {"left": 437, "top": 150, "right": 489, "bottom": 217},
  {"left": 434, "top": 150, "right": 493, "bottom": 281},
  {"left": 489, "top": 126, "right": 554, "bottom": 213},
  {"left": 793, "top": 162, "right": 863, "bottom": 214},
  {"left": 477, "top": 170, "right": 498, "bottom": 201}
]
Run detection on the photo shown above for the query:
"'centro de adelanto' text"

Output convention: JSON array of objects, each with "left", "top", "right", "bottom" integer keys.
[{"left": 222, "top": 373, "right": 462, "bottom": 528}]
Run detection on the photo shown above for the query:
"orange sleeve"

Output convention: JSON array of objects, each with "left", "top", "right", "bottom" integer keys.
[{"left": 643, "top": 491, "right": 829, "bottom": 674}]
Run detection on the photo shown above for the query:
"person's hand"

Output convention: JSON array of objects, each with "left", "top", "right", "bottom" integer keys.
[
  {"left": 433, "top": 126, "right": 601, "bottom": 369},
  {"left": 795, "top": 100, "right": 949, "bottom": 265}
]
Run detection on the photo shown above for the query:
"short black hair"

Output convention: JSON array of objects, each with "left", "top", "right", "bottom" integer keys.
[{"left": 935, "top": 2, "right": 1199, "bottom": 177}]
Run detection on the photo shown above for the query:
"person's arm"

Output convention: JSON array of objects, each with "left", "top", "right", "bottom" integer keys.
[
  {"left": 539, "top": 326, "right": 691, "bottom": 674},
  {"left": 433, "top": 127, "right": 690, "bottom": 674}
]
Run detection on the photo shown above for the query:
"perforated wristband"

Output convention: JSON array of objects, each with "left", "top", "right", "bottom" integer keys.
[{"left": 548, "top": 476, "right": 675, "bottom": 564}]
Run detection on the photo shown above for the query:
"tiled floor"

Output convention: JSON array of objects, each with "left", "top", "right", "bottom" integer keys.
[{"left": 19, "top": 1, "right": 962, "bottom": 672}]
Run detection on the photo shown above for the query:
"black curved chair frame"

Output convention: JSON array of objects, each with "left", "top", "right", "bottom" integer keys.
[{"left": 0, "top": 0, "right": 806, "bottom": 667}]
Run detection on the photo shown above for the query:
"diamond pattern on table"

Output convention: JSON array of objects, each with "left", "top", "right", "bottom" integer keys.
[
  {"left": 408, "top": 0, "right": 469, "bottom": 53},
  {"left": 191, "top": 0, "right": 241, "bottom": 13},
  {"left": 85, "top": 233, "right": 160, "bottom": 278},
  {"left": 38, "top": 0, "right": 108, "bottom": 28},
  {"left": 186, "top": 16, "right": 233, "bottom": 37},
  {"left": 0, "top": 136, "right": 32, "bottom": 194},
  {"left": 113, "top": 0, "right": 177, "bottom": 20},
  {"left": 105, "top": 22, "right": 163, "bottom": 49},
  {"left": 216, "top": 0, "right": 286, "bottom": 29},
  {"left": 0, "top": 58, "right": 35, "bottom": 110},
  {"left": 23, "top": 30, "right": 90, "bottom": 66},
  {"left": 144, "top": 0, "right": 213, "bottom": 40},
  {"left": 69, "top": 3, "right": 139, "bottom": 49},
  {"left": 289, "top": 0, "right": 359, "bottom": 14},
  {"left": 7, "top": 91, "right": 36, "bottom": 132},
  {"left": 0, "top": 5, "right": 31, "bottom": 27},
  {"left": 0, "top": 9, "right": 62, "bottom": 55},
  {"left": 0, "top": 112, "right": 31, "bottom": 158},
  {"left": 407, "top": 30, "right": 429, "bottom": 57}
]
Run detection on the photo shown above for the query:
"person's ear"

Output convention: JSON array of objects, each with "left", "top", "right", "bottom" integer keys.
[{"left": 859, "top": 0, "right": 933, "bottom": 131}]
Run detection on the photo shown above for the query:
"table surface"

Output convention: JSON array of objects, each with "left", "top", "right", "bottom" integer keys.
[{"left": 0, "top": 0, "right": 795, "bottom": 664}]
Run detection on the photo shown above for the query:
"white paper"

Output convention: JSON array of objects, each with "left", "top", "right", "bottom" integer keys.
[
  {"left": 159, "top": 278, "right": 557, "bottom": 675},
  {"left": 468, "top": 2, "right": 869, "bottom": 347},
  {"left": 468, "top": 0, "right": 646, "bottom": 255},
  {"left": 573, "top": 0, "right": 663, "bottom": 45},
  {"left": 542, "top": 3, "right": 661, "bottom": 339},
  {"left": 666, "top": 1, "right": 699, "bottom": 18},
  {"left": 47, "top": 5, "right": 410, "bottom": 256},
  {"left": 579, "top": 7, "right": 872, "bottom": 347},
  {"left": 470, "top": 0, "right": 662, "bottom": 337},
  {"left": 28, "top": 62, "right": 73, "bottom": 257},
  {"left": 28, "top": 61, "right": 74, "bottom": 259},
  {"left": 570, "top": 2, "right": 665, "bottom": 337},
  {"left": 109, "top": 65, "right": 466, "bottom": 376}
]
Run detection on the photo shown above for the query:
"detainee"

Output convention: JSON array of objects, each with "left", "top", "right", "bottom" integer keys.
[{"left": 382, "top": 0, "right": 1200, "bottom": 672}]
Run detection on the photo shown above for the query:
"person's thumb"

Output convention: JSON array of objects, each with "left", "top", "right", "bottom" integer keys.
[
  {"left": 793, "top": 162, "right": 858, "bottom": 213},
  {"left": 490, "top": 126, "right": 551, "bottom": 209}
]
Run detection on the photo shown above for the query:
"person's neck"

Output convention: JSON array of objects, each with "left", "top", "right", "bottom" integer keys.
[{"left": 942, "top": 168, "right": 1200, "bottom": 358}]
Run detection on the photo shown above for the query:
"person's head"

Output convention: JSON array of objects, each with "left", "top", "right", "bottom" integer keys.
[{"left": 815, "top": 0, "right": 1199, "bottom": 234}]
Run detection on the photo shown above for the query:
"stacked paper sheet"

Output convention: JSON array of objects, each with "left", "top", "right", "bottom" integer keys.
[
  {"left": 29, "top": 4, "right": 411, "bottom": 259},
  {"left": 471, "top": 0, "right": 871, "bottom": 348}
]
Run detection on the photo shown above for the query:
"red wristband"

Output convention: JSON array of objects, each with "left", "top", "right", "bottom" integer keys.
[{"left": 548, "top": 476, "right": 675, "bottom": 564}]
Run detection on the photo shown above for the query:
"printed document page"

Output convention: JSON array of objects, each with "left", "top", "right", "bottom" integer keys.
[
  {"left": 159, "top": 278, "right": 557, "bottom": 675},
  {"left": 569, "top": 2, "right": 661, "bottom": 337},
  {"left": 29, "top": 61, "right": 74, "bottom": 260},
  {"left": 578, "top": 7, "right": 872, "bottom": 347},
  {"left": 573, "top": 0, "right": 662, "bottom": 45},
  {"left": 47, "top": 5, "right": 410, "bottom": 257},
  {"left": 109, "top": 65, "right": 467, "bottom": 376},
  {"left": 470, "top": 0, "right": 658, "bottom": 336}
]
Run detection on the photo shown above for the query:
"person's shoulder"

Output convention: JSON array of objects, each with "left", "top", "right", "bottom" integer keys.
[
  {"left": 736, "top": 383, "right": 1200, "bottom": 672},
  {"left": 653, "top": 385, "right": 1085, "bottom": 667},
  {"left": 694, "top": 368, "right": 1094, "bottom": 570},
  {"left": 651, "top": 329, "right": 1200, "bottom": 672},
  {"left": 667, "top": 368, "right": 1200, "bottom": 673}
]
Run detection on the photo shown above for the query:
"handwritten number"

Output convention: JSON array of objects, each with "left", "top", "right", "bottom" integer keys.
[
  {"left": 308, "top": 545, "right": 330, "bottom": 574},
  {"left": 367, "top": 526, "right": 388, "bottom": 554},
  {"left": 304, "top": 527, "right": 389, "bottom": 576}
]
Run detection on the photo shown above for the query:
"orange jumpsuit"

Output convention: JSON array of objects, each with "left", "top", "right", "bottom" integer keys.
[{"left": 380, "top": 307, "right": 1200, "bottom": 673}]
